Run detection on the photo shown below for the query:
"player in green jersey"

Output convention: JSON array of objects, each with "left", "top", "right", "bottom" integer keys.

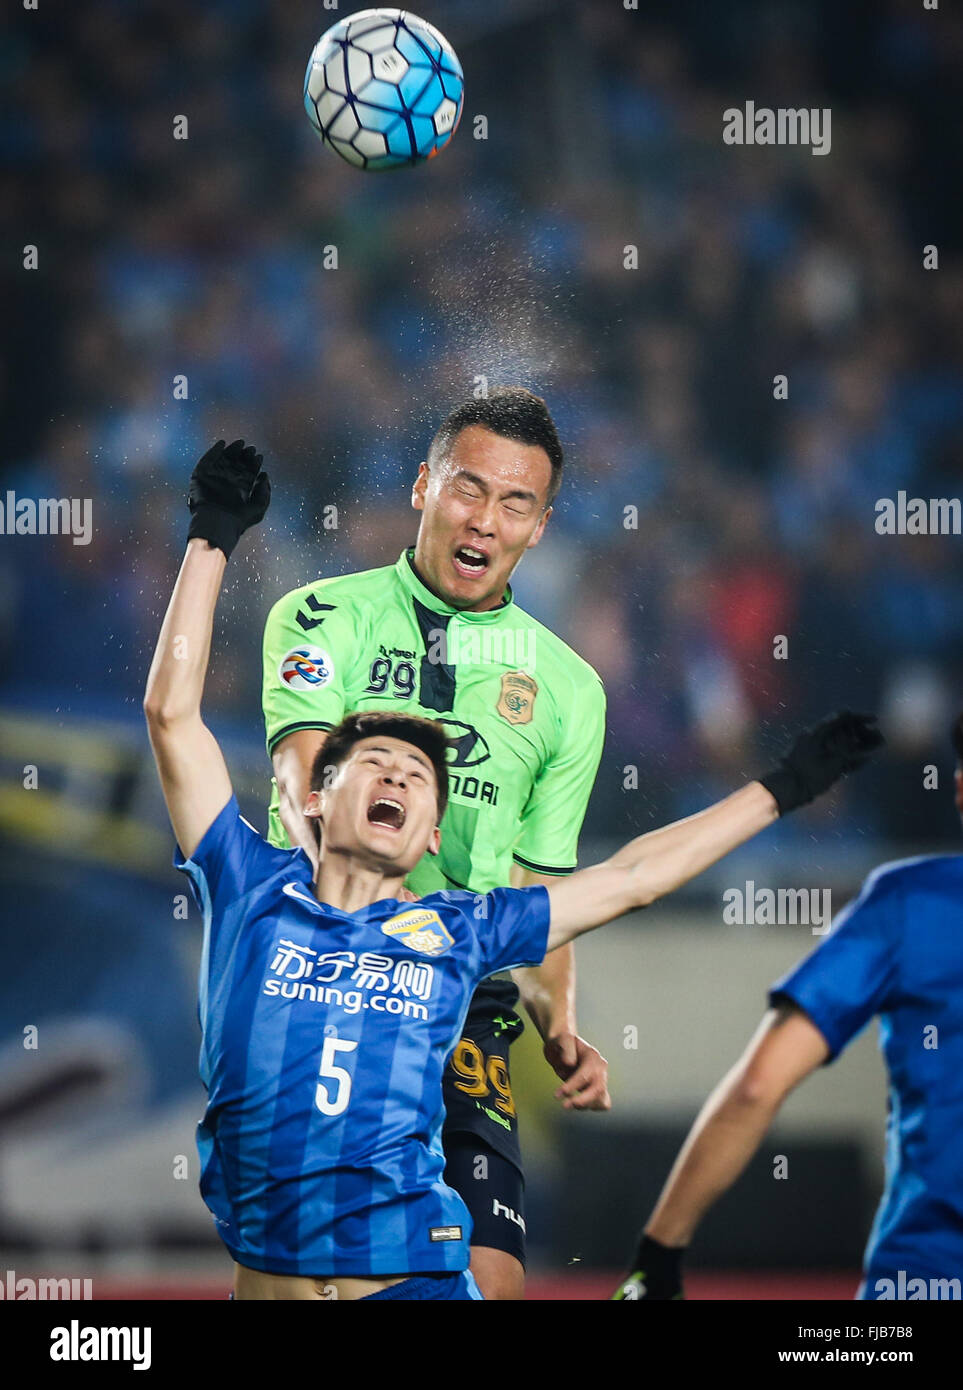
[{"left": 262, "top": 388, "right": 607, "bottom": 1299}]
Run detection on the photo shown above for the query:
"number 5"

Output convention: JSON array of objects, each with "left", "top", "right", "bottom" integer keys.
[{"left": 315, "top": 1037, "right": 358, "bottom": 1116}]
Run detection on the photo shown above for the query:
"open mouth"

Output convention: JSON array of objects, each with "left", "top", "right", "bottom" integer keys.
[
  {"left": 367, "top": 797, "right": 406, "bottom": 830},
  {"left": 452, "top": 545, "right": 490, "bottom": 578}
]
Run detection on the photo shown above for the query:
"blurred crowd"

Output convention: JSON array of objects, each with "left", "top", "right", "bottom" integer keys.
[{"left": 3, "top": 0, "right": 962, "bottom": 847}]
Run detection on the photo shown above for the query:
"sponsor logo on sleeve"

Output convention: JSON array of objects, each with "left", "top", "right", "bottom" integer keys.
[
  {"left": 279, "top": 647, "right": 334, "bottom": 691},
  {"left": 382, "top": 907, "right": 454, "bottom": 957}
]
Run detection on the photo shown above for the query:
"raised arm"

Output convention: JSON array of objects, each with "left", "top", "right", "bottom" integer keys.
[
  {"left": 544, "top": 711, "right": 884, "bottom": 950},
  {"left": 144, "top": 439, "right": 270, "bottom": 857},
  {"left": 144, "top": 540, "right": 233, "bottom": 857}
]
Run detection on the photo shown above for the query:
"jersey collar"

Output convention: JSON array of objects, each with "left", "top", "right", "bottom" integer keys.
[{"left": 395, "top": 547, "right": 514, "bottom": 624}]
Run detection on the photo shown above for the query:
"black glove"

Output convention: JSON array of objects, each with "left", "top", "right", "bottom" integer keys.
[
  {"left": 187, "top": 438, "right": 270, "bottom": 560},
  {"left": 759, "top": 710, "right": 884, "bottom": 816},
  {"left": 611, "top": 1234, "right": 685, "bottom": 1301}
]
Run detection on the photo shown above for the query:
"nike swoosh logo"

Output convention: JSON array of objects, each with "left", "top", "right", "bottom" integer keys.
[{"left": 282, "top": 882, "right": 320, "bottom": 909}]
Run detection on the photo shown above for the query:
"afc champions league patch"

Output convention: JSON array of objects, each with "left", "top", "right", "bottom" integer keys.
[
  {"left": 496, "top": 670, "right": 537, "bottom": 725},
  {"left": 279, "top": 646, "right": 334, "bottom": 691},
  {"left": 382, "top": 907, "right": 454, "bottom": 957}
]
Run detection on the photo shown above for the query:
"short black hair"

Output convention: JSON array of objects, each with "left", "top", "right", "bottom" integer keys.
[
  {"left": 953, "top": 712, "right": 963, "bottom": 764},
  {"left": 310, "top": 711, "right": 452, "bottom": 820},
  {"left": 427, "top": 386, "right": 564, "bottom": 506}
]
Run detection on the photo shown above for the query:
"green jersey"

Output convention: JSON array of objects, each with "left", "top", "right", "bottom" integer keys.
[{"left": 262, "top": 548, "right": 606, "bottom": 897}]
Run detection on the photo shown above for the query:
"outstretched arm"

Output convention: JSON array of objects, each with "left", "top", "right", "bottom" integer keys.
[
  {"left": 545, "top": 782, "right": 778, "bottom": 949},
  {"left": 144, "top": 439, "right": 270, "bottom": 858},
  {"left": 544, "top": 711, "right": 884, "bottom": 951}
]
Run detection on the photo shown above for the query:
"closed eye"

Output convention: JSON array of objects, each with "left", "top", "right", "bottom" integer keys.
[{"left": 362, "top": 754, "right": 427, "bottom": 781}]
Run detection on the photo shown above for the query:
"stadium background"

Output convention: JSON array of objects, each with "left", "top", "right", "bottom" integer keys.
[{"left": 2, "top": 0, "right": 961, "bottom": 1299}]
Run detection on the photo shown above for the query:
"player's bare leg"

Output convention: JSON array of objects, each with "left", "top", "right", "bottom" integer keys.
[{"left": 470, "top": 1246, "right": 525, "bottom": 1301}]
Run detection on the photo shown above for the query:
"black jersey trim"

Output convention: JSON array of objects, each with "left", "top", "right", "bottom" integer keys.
[
  {"left": 511, "top": 853, "right": 576, "bottom": 877},
  {"left": 267, "top": 720, "right": 335, "bottom": 755},
  {"left": 411, "top": 598, "right": 457, "bottom": 713},
  {"left": 441, "top": 868, "right": 472, "bottom": 891}
]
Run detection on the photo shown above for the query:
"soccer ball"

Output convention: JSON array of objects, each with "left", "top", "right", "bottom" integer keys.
[{"left": 304, "top": 9, "right": 464, "bottom": 171}]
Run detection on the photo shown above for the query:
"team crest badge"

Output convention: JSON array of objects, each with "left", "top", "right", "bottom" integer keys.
[
  {"left": 497, "top": 671, "right": 537, "bottom": 725},
  {"left": 382, "top": 907, "right": 454, "bottom": 957}
]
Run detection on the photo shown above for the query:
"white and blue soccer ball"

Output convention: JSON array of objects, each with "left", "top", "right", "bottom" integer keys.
[{"left": 304, "top": 9, "right": 464, "bottom": 171}]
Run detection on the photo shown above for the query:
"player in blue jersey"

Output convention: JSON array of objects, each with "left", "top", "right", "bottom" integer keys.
[
  {"left": 612, "top": 714, "right": 963, "bottom": 1303},
  {"left": 144, "top": 440, "right": 882, "bottom": 1299}
]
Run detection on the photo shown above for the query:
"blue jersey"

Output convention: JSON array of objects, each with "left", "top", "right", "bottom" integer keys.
[
  {"left": 770, "top": 854, "right": 963, "bottom": 1289},
  {"left": 175, "top": 796, "right": 550, "bottom": 1278}
]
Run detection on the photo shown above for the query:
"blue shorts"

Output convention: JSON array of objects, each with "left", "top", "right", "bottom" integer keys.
[{"left": 361, "top": 1271, "right": 483, "bottom": 1301}]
